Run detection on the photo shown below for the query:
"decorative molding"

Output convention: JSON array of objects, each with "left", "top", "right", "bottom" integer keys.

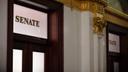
[
  {"left": 93, "top": 13, "right": 106, "bottom": 35},
  {"left": 105, "top": 6, "right": 128, "bottom": 21},
  {"left": 58, "top": 0, "right": 107, "bottom": 35},
  {"left": 58, "top": 0, "right": 128, "bottom": 33},
  {"left": 105, "top": 7, "right": 128, "bottom": 28},
  {"left": 57, "top": 0, "right": 107, "bottom": 11}
]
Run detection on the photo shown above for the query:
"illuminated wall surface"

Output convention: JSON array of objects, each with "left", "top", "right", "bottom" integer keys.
[{"left": 107, "top": 0, "right": 123, "bottom": 11}]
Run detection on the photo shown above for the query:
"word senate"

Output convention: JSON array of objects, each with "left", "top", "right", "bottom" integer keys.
[
  {"left": 15, "top": 15, "right": 40, "bottom": 27},
  {"left": 109, "top": 40, "right": 117, "bottom": 46}
]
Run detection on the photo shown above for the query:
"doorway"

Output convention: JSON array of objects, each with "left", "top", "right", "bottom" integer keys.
[
  {"left": 107, "top": 23, "right": 128, "bottom": 72},
  {"left": 12, "top": 35, "right": 48, "bottom": 72},
  {"left": 7, "top": 0, "right": 63, "bottom": 72},
  {"left": 13, "top": 36, "right": 47, "bottom": 72}
]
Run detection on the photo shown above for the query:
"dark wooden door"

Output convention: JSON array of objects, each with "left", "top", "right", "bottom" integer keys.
[
  {"left": 107, "top": 53, "right": 120, "bottom": 72},
  {"left": 7, "top": 0, "right": 63, "bottom": 72},
  {"left": 107, "top": 23, "right": 128, "bottom": 72},
  {"left": 120, "top": 35, "right": 128, "bottom": 72},
  {"left": 13, "top": 39, "right": 47, "bottom": 72}
]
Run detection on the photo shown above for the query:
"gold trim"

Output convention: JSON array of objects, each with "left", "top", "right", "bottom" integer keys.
[
  {"left": 105, "top": 6, "right": 128, "bottom": 21},
  {"left": 58, "top": 0, "right": 128, "bottom": 33},
  {"left": 105, "top": 7, "right": 128, "bottom": 28},
  {"left": 57, "top": 0, "right": 108, "bottom": 35},
  {"left": 57, "top": 0, "right": 107, "bottom": 11},
  {"left": 93, "top": 13, "right": 106, "bottom": 35}
]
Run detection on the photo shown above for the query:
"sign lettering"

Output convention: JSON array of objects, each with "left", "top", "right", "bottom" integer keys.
[
  {"left": 109, "top": 33, "right": 120, "bottom": 53},
  {"left": 15, "top": 15, "right": 40, "bottom": 27}
]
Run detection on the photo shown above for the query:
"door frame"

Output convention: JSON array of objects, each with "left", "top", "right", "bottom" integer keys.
[
  {"left": 106, "top": 22, "right": 128, "bottom": 72},
  {"left": 7, "top": 0, "right": 63, "bottom": 72}
]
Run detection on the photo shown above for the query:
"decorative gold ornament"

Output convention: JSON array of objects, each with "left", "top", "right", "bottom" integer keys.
[
  {"left": 93, "top": 13, "right": 106, "bottom": 35},
  {"left": 57, "top": 0, "right": 107, "bottom": 35},
  {"left": 57, "top": 0, "right": 107, "bottom": 11}
]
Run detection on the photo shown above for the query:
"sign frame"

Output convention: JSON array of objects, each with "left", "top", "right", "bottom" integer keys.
[{"left": 13, "top": 4, "right": 48, "bottom": 39}]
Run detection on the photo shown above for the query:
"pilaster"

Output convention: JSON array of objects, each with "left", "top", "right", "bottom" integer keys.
[{"left": 59, "top": 0, "right": 108, "bottom": 72}]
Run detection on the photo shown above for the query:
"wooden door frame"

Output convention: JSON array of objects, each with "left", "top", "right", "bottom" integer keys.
[
  {"left": 7, "top": 0, "right": 63, "bottom": 72},
  {"left": 106, "top": 22, "right": 128, "bottom": 72}
]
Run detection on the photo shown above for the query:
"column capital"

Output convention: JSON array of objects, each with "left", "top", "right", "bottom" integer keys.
[{"left": 58, "top": 0, "right": 108, "bottom": 35}]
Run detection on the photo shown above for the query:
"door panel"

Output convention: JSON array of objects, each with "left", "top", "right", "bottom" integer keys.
[
  {"left": 13, "top": 49, "right": 23, "bottom": 72},
  {"left": 120, "top": 35, "right": 128, "bottom": 72},
  {"left": 33, "top": 52, "right": 45, "bottom": 72},
  {"left": 113, "top": 61, "right": 119, "bottom": 72},
  {"left": 107, "top": 23, "right": 128, "bottom": 72},
  {"left": 13, "top": 42, "right": 46, "bottom": 72}
]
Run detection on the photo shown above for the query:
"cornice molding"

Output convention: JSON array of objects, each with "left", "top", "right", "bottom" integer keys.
[
  {"left": 105, "top": 6, "right": 128, "bottom": 28},
  {"left": 58, "top": 0, "right": 128, "bottom": 34},
  {"left": 57, "top": 0, "right": 107, "bottom": 11},
  {"left": 105, "top": 6, "right": 128, "bottom": 21}
]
